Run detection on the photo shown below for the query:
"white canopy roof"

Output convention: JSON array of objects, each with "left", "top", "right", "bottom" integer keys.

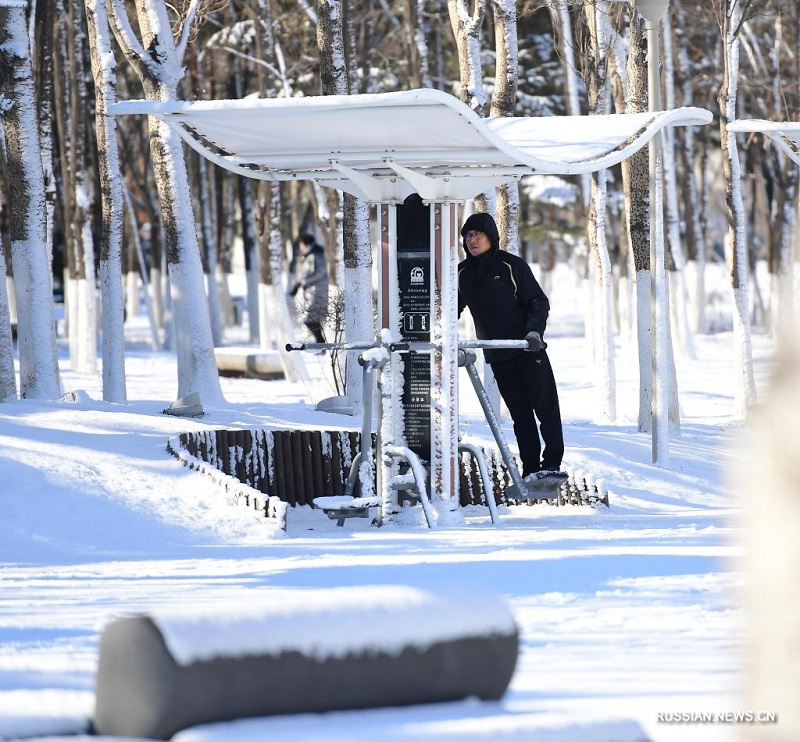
[
  {"left": 727, "top": 119, "right": 800, "bottom": 165},
  {"left": 113, "top": 88, "right": 712, "bottom": 201}
]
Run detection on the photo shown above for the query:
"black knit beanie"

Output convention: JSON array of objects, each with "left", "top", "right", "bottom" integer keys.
[{"left": 461, "top": 212, "right": 500, "bottom": 253}]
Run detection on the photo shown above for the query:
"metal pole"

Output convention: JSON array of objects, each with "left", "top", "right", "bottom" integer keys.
[
  {"left": 462, "top": 352, "right": 529, "bottom": 497},
  {"left": 646, "top": 14, "right": 670, "bottom": 466},
  {"left": 430, "top": 202, "right": 460, "bottom": 507}
]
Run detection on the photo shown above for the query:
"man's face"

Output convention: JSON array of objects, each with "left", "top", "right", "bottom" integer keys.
[{"left": 464, "top": 229, "right": 492, "bottom": 257}]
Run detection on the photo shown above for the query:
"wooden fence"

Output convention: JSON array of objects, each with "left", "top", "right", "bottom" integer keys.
[{"left": 168, "top": 428, "right": 608, "bottom": 514}]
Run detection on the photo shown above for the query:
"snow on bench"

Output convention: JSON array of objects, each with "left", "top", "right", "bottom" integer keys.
[
  {"left": 312, "top": 495, "right": 381, "bottom": 526},
  {"left": 214, "top": 347, "right": 285, "bottom": 379},
  {"left": 93, "top": 585, "right": 519, "bottom": 740}
]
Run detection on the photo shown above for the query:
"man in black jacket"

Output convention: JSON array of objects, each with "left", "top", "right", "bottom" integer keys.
[{"left": 457, "top": 212, "right": 565, "bottom": 483}]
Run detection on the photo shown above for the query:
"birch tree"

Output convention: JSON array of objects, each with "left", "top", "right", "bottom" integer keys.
[
  {"left": 661, "top": 12, "right": 695, "bottom": 361},
  {"left": 490, "top": 0, "right": 520, "bottom": 256},
  {"left": 242, "top": 0, "right": 308, "bottom": 383},
  {"left": 717, "top": 0, "right": 757, "bottom": 419},
  {"left": 673, "top": 3, "right": 708, "bottom": 336},
  {"left": 255, "top": 181, "right": 308, "bottom": 382},
  {"left": 749, "top": 8, "right": 799, "bottom": 349},
  {"left": 448, "top": 0, "right": 487, "bottom": 114},
  {"left": 548, "top": 1, "right": 589, "bottom": 207},
  {"left": 580, "top": 0, "right": 616, "bottom": 422},
  {"left": 55, "top": 0, "right": 98, "bottom": 375},
  {"left": 0, "top": 214, "right": 15, "bottom": 400},
  {"left": 0, "top": 0, "right": 61, "bottom": 400},
  {"left": 33, "top": 0, "right": 56, "bottom": 268},
  {"left": 406, "top": 0, "right": 432, "bottom": 89},
  {"left": 106, "top": 0, "right": 224, "bottom": 404},
  {"left": 620, "top": 11, "right": 655, "bottom": 432},
  {"left": 84, "top": 0, "right": 126, "bottom": 402},
  {"left": 318, "top": 0, "right": 374, "bottom": 410}
]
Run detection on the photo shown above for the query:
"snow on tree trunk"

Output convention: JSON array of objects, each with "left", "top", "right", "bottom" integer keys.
[
  {"left": 674, "top": 4, "right": 707, "bottom": 336},
  {"left": 718, "top": 0, "right": 756, "bottom": 421},
  {"left": 449, "top": 0, "right": 490, "bottom": 211},
  {"left": 661, "top": 14, "right": 695, "bottom": 362},
  {"left": 0, "top": 237, "right": 16, "bottom": 401},
  {"left": 409, "top": 0, "right": 432, "bottom": 88},
  {"left": 342, "top": 195, "right": 373, "bottom": 410},
  {"left": 107, "top": 0, "right": 224, "bottom": 405},
  {"left": 625, "top": 10, "right": 679, "bottom": 436},
  {"left": 257, "top": 179, "right": 308, "bottom": 383},
  {"left": 583, "top": 0, "right": 616, "bottom": 423},
  {"left": 318, "top": 0, "right": 372, "bottom": 410},
  {"left": 126, "top": 269, "right": 140, "bottom": 318},
  {"left": 71, "top": 3, "right": 98, "bottom": 377},
  {"left": 607, "top": 28, "right": 634, "bottom": 361},
  {"left": 634, "top": 269, "right": 652, "bottom": 430},
  {"left": 448, "top": 0, "right": 487, "bottom": 114},
  {"left": 123, "top": 188, "right": 160, "bottom": 352},
  {"left": 763, "top": 13, "right": 797, "bottom": 354},
  {"left": 194, "top": 151, "right": 223, "bottom": 347},
  {"left": 771, "top": 190, "right": 796, "bottom": 352},
  {"left": 33, "top": 0, "right": 56, "bottom": 277},
  {"left": 238, "top": 178, "right": 260, "bottom": 345},
  {"left": 550, "top": 1, "right": 589, "bottom": 208},
  {"left": 0, "top": 1, "right": 61, "bottom": 399},
  {"left": 490, "top": 0, "right": 519, "bottom": 255},
  {"left": 251, "top": 0, "right": 291, "bottom": 363},
  {"left": 318, "top": 0, "right": 348, "bottom": 95},
  {"left": 148, "top": 116, "right": 223, "bottom": 403},
  {"left": 588, "top": 170, "right": 616, "bottom": 423}
]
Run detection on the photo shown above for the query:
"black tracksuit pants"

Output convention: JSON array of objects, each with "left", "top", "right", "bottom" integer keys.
[{"left": 490, "top": 350, "right": 564, "bottom": 476}]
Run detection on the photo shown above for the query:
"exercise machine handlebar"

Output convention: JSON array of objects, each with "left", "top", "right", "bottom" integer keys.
[{"left": 286, "top": 338, "right": 544, "bottom": 354}]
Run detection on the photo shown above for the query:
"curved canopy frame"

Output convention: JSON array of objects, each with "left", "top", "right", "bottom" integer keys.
[
  {"left": 113, "top": 88, "right": 712, "bottom": 201},
  {"left": 727, "top": 119, "right": 800, "bottom": 165}
]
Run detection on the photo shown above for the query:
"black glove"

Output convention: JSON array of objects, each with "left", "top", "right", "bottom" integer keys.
[{"left": 525, "top": 331, "right": 544, "bottom": 352}]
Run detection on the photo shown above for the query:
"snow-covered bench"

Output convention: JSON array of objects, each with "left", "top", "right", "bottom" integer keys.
[
  {"left": 93, "top": 586, "right": 519, "bottom": 740},
  {"left": 312, "top": 495, "right": 381, "bottom": 526},
  {"left": 213, "top": 346, "right": 285, "bottom": 379}
]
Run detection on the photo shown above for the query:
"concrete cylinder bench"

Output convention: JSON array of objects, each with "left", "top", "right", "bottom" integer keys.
[{"left": 93, "top": 585, "right": 518, "bottom": 739}]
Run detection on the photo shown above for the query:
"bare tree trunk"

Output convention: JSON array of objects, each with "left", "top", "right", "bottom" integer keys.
[
  {"left": 255, "top": 180, "right": 308, "bottom": 382},
  {"left": 318, "top": 0, "right": 373, "bottom": 410},
  {"left": 0, "top": 3, "right": 61, "bottom": 399},
  {"left": 448, "top": 0, "right": 487, "bottom": 113},
  {"left": 406, "top": 0, "right": 432, "bottom": 88},
  {"left": 764, "top": 11, "right": 798, "bottom": 352},
  {"left": 239, "top": 177, "right": 260, "bottom": 345},
  {"left": 107, "top": 0, "right": 224, "bottom": 404},
  {"left": 193, "top": 150, "right": 223, "bottom": 346},
  {"left": 674, "top": 3, "right": 708, "bottom": 335},
  {"left": 85, "top": 0, "right": 126, "bottom": 402},
  {"left": 661, "top": 13, "right": 695, "bottom": 362},
  {"left": 490, "top": 0, "right": 519, "bottom": 256},
  {"left": 33, "top": 0, "right": 57, "bottom": 305},
  {"left": 0, "top": 214, "right": 16, "bottom": 401},
  {"left": 582, "top": 0, "right": 615, "bottom": 423},
  {"left": 622, "top": 13, "right": 654, "bottom": 432},
  {"left": 58, "top": 0, "right": 98, "bottom": 375},
  {"left": 549, "top": 1, "right": 590, "bottom": 207},
  {"left": 718, "top": 0, "right": 756, "bottom": 420}
]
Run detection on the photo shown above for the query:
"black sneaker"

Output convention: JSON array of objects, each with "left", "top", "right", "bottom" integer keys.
[{"left": 529, "top": 470, "right": 568, "bottom": 482}]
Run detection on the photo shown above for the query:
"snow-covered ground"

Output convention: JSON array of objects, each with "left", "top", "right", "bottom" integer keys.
[{"left": 0, "top": 266, "right": 780, "bottom": 741}]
